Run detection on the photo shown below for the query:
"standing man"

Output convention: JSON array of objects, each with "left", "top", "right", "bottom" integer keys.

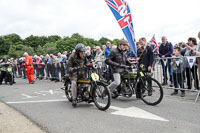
[
  {"left": 159, "top": 36, "right": 174, "bottom": 86},
  {"left": 136, "top": 37, "right": 154, "bottom": 98},
  {"left": 138, "top": 37, "right": 154, "bottom": 72},
  {"left": 55, "top": 52, "right": 62, "bottom": 82},
  {"left": 105, "top": 41, "right": 112, "bottom": 58},
  {"left": 45, "top": 54, "right": 51, "bottom": 80},
  {"left": 24, "top": 52, "right": 35, "bottom": 84}
]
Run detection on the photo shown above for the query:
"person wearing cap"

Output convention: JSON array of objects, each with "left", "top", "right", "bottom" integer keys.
[
  {"left": 105, "top": 39, "right": 132, "bottom": 97},
  {"left": 24, "top": 52, "right": 35, "bottom": 84},
  {"left": 67, "top": 43, "right": 89, "bottom": 107}
]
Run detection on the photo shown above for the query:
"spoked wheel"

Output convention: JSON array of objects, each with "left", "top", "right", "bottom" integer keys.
[
  {"left": 93, "top": 82, "right": 111, "bottom": 111},
  {"left": 139, "top": 77, "right": 163, "bottom": 106},
  {"left": 65, "top": 81, "right": 72, "bottom": 102}
]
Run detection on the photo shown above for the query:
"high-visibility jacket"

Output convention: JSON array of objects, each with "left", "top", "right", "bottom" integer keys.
[{"left": 25, "top": 56, "right": 33, "bottom": 66}]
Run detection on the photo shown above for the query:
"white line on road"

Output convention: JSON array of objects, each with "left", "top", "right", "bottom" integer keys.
[
  {"left": 6, "top": 99, "right": 169, "bottom": 122},
  {"left": 6, "top": 99, "right": 67, "bottom": 104}
]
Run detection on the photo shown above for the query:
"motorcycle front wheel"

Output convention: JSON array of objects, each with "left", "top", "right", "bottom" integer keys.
[{"left": 93, "top": 81, "right": 111, "bottom": 111}]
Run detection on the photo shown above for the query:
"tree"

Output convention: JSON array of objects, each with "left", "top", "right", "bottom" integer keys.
[
  {"left": 3, "top": 33, "right": 22, "bottom": 45},
  {"left": 47, "top": 35, "right": 61, "bottom": 43},
  {"left": 35, "top": 45, "right": 45, "bottom": 56},
  {"left": 98, "top": 37, "right": 112, "bottom": 46},
  {"left": 56, "top": 37, "right": 75, "bottom": 52},
  {"left": 43, "top": 42, "right": 58, "bottom": 55},
  {"left": 7, "top": 45, "right": 34, "bottom": 58},
  {"left": 112, "top": 39, "right": 120, "bottom": 46},
  {"left": 23, "top": 35, "right": 48, "bottom": 51},
  {"left": 0, "top": 36, "right": 11, "bottom": 57}
]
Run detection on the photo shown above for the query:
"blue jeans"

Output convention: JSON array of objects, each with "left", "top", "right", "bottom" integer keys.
[
  {"left": 56, "top": 66, "right": 60, "bottom": 80},
  {"left": 161, "top": 59, "right": 173, "bottom": 84}
]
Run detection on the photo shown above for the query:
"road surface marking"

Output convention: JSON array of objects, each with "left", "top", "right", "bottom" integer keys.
[
  {"left": 7, "top": 99, "right": 67, "bottom": 104},
  {"left": 6, "top": 99, "right": 168, "bottom": 122},
  {"left": 21, "top": 94, "right": 37, "bottom": 99},
  {"left": 110, "top": 106, "right": 169, "bottom": 122}
]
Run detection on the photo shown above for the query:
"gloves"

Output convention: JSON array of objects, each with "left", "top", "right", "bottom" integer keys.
[
  {"left": 120, "top": 65, "right": 132, "bottom": 69},
  {"left": 71, "top": 66, "right": 81, "bottom": 73}
]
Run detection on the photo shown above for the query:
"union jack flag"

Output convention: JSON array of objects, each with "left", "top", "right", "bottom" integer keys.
[
  {"left": 105, "top": 0, "right": 137, "bottom": 57},
  {"left": 150, "top": 34, "right": 158, "bottom": 53}
]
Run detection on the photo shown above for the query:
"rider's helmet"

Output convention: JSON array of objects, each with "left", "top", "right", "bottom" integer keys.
[
  {"left": 2, "top": 57, "right": 7, "bottom": 62},
  {"left": 75, "top": 43, "right": 86, "bottom": 53}
]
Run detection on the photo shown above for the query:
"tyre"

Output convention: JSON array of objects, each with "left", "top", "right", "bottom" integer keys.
[
  {"left": 65, "top": 81, "right": 72, "bottom": 102},
  {"left": 9, "top": 74, "right": 13, "bottom": 85},
  {"left": 139, "top": 77, "right": 163, "bottom": 106},
  {"left": 93, "top": 81, "right": 111, "bottom": 111}
]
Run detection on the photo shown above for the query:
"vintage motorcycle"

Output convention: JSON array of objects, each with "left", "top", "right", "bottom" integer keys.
[
  {"left": 103, "top": 61, "right": 163, "bottom": 106},
  {"left": 61, "top": 62, "right": 111, "bottom": 111},
  {"left": 0, "top": 63, "right": 14, "bottom": 85}
]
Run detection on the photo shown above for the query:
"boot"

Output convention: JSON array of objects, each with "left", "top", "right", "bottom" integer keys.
[
  {"left": 181, "top": 92, "right": 185, "bottom": 97},
  {"left": 72, "top": 99, "right": 77, "bottom": 107},
  {"left": 170, "top": 91, "right": 178, "bottom": 96}
]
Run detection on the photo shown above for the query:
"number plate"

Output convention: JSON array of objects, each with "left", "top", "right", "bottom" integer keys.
[
  {"left": 91, "top": 73, "right": 99, "bottom": 81},
  {"left": 140, "top": 72, "right": 144, "bottom": 77},
  {"left": 7, "top": 67, "right": 12, "bottom": 72}
]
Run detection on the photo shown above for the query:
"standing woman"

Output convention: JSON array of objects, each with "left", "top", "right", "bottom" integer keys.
[{"left": 183, "top": 37, "right": 199, "bottom": 90}]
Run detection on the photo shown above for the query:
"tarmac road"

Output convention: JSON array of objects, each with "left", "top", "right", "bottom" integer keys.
[{"left": 0, "top": 78, "right": 200, "bottom": 133}]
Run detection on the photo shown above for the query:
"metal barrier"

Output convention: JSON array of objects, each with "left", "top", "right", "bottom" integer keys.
[
  {"left": 8, "top": 56, "right": 200, "bottom": 103},
  {"left": 152, "top": 56, "right": 200, "bottom": 103}
]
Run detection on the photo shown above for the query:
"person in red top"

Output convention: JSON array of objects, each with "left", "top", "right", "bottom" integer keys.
[{"left": 24, "top": 52, "right": 35, "bottom": 84}]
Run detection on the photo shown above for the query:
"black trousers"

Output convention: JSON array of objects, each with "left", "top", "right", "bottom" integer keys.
[
  {"left": 0, "top": 71, "right": 6, "bottom": 83},
  {"left": 38, "top": 68, "right": 45, "bottom": 79},
  {"left": 60, "top": 64, "right": 65, "bottom": 78},
  {"left": 50, "top": 64, "right": 56, "bottom": 80},
  {"left": 185, "top": 66, "right": 199, "bottom": 90},
  {"left": 46, "top": 64, "right": 51, "bottom": 79},
  {"left": 173, "top": 73, "right": 185, "bottom": 92}
]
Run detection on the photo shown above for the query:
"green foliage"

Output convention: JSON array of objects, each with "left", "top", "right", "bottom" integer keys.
[
  {"left": 8, "top": 45, "right": 34, "bottom": 58},
  {"left": 43, "top": 42, "right": 58, "bottom": 55},
  {"left": 3, "top": 33, "right": 22, "bottom": 45},
  {"left": 0, "top": 36, "right": 10, "bottom": 57},
  {"left": 112, "top": 39, "right": 120, "bottom": 46},
  {"left": 47, "top": 35, "right": 61, "bottom": 43},
  {"left": 98, "top": 37, "right": 112, "bottom": 46},
  {"left": 0, "top": 33, "right": 122, "bottom": 58},
  {"left": 23, "top": 35, "right": 48, "bottom": 51}
]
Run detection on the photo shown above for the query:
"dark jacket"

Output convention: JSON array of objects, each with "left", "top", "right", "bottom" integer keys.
[
  {"left": 105, "top": 47, "right": 131, "bottom": 73},
  {"left": 139, "top": 46, "right": 154, "bottom": 69},
  {"left": 67, "top": 51, "right": 88, "bottom": 79},
  {"left": 159, "top": 42, "right": 173, "bottom": 57}
]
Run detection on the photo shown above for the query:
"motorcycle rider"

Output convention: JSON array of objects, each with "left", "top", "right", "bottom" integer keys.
[
  {"left": 105, "top": 39, "right": 132, "bottom": 97},
  {"left": 0, "top": 57, "right": 15, "bottom": 85},
  {"left": 67, "top": 43, "right": 89, "bottom": 107}
]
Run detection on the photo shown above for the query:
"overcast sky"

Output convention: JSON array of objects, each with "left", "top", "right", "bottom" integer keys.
[{"left": 0, "top": 0, "right": 199, "bottom": 44}]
